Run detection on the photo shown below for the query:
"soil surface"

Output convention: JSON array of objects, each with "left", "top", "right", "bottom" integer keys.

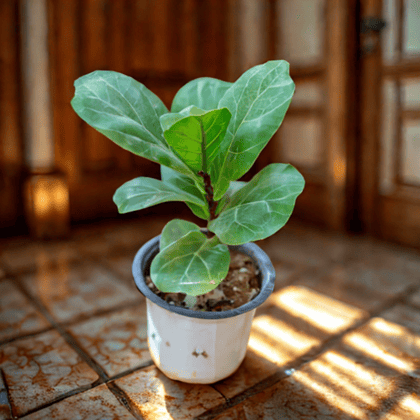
[{"left": 145, "top": 250, "right": 261, "bottom": 312}]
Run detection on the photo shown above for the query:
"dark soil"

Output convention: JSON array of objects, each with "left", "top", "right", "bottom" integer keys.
[{"left": 145, "top": 250, "right": 261, "bottom": 312}]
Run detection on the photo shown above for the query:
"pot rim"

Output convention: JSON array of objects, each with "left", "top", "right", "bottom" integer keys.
[{"left": 132, "top": 234, "right": 276, "bottom": 320}]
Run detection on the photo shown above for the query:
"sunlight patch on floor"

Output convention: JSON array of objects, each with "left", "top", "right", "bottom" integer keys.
[
  {"left": 269, "top": 286, "right": 366, "bottom": 334},
  {"left": 343, "top": 318, "right": 420, "bottom": 376},
  {"left": 292, "top": 349, "right": 395, "bottom": 419}
]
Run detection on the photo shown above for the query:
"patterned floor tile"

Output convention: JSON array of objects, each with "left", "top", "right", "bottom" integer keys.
[
  {"left": 0, "top": 240, "right": 79, "bottom": 274},
  {"left": 380, "top": 304, "right": 420, "bottom": 334},
  {"left": 334, "top": 261, "right": 418, "bottom": 296},
  {"left": 114, "top": 365, "right": 225, "bottom": 420},
  {"left": 21, "top": 384, "right": 136, "bottom": 420},
  {"left": 0, "top": 330, "right": 99, "bottom": 417},
  {"left": 0, "top": 373, "right": 12, "bottom": 420},
  {"left": 102, "top": 254, "right": 135, "bottom": 283},
  {"left": 214, "top": 286, "right": 367, "bottom": 399},
  {"left": 409, "top": 288, "right": 420, "bottom": 308},
  {"left": 21, "top": 263, "right": 142, "bottom": 323},
  {"left": 0, "top": 280, "right": 51, "bottom": 342},
  {"left": 342, "top": 317, "right": 420, "bottom": 378},
  {"left": 214, "top": 346, "right": 420, "bottom": 420},
  {"left": 75, "top": 216, "right": 169, "bottom": 257},
  {"left": 68, "top": 304, "right": 150, "bottom": 377},
  {"left": 294, "top": 265, "right": 390, "bottom": 312}
]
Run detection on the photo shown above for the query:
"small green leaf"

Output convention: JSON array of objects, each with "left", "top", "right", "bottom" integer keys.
[
  {"left": 209, "top": 163, "right": 305, "bottom": 245},
  {"left": 159, "top": 219, "right": 201, "bottom": 252},
  {"left": 171, "top": 78, "right": 233, "bottom": 112},
  {"left": 163, "top": 108, "right": 232, "bottom": 179},
  {"left": 213, "top": 61, "right": 295, "bottom": 200},
  {"left": 161, "top": 166, "right": 209, "bottom": 219},
  {"left": 151, "top": 222, "right": 230, "bottom": 296},
  {"left": 160, "top": 106, "right": 205, "bottom": 132},
  {"left": 71, "top": 71, "right": 200, "bottom": 184},
  {"left": 113, "top": 177, "right": 205, "bottom": 214}
]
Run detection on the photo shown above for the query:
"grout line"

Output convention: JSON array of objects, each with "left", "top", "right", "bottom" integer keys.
[
  {"left": 0, "top": 369, "right": 14, "bottom": 419},
  {"left": 8, "top": 274, "right": 110, "bottom": 380},
  {"left": 17, "top": 383, "right": 98, "bottom": 418},
  {"left": 105, "top": 360, "right": 155, "bottom": 383},
  {"left": 0, "top": 326, "right": 55, "bottom": 347},
  {"left": 106, "top": 382, "right": 145, "bottom": 420}
]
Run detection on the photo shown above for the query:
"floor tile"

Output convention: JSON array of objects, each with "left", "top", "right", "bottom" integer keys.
[
  {"left": 380, "top": 304, "right": 420, "bottom": 334},
  {"left": 114, "top": 364, "right": 225, "bottom": 420},
  {"left": 409, "top": 288, "right": 420, "bottom": 308},
  {"left": 75, "top": 216, "right": 169, "bottom": 257},
  {"left": 21, "top": 384, "right": 136, "bottom": 420},
  {"left": 0, "top": 330, "right": 99, "bottom": 417},
  {"left": 0, "top": 280, "right": 51, "bottom": 342},
  {"left": 68, "top": 304, "right": 150, "bottom": 377},
  {"left": 258, "top": 225, "right": 353, "bottom": 268},
  {"left": 0, "top": 240, "right": 79, "bottom": 274},
  {"left": 0, "top": 373, "right": 12, "bottom": 420},
  {"left": 21, "top": 263, "right": 142, "bottom": 323},
  {"left": 101, "top": 254, "right": 135, "bottom": 283},
  {"left": 214, "top": 286, "right": 367, "bottom": 399},
  {"left": 342, "top": 317, "right": 420, "bottom": 378},
  {"left": 294, "top": 264, "right": 390, "bottom": 312},
  {"left": 214, "top": 346, "right": 420, "bottom": 420}
]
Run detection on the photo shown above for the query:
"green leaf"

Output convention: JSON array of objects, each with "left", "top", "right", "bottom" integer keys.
[
  {"left": 163, "top": 108, "right": 232, "bottom": 180},
  {"left": 161, "top": 166, "right": 209, "bottom": 220},
  {"left": 160, "top": 106, "right": 205, "bottom": 132},
  {"left": 113, "top": 176, "right": 205, "bottom": 214},
  {"left": 151, "top": 220, "right": 230, "bottom": 296},
  {"left": 171, "top": 77, "right": 233, "bottom": 113},
  {"left": 71, "top": 71, "right": 199, "bottom": 184},
  {"left": 213, "top": 61, "right": 295, "bottom": 200},
  {"left": 215, "top": 181, "right": 248, "bottom": 215},
  {"left": 209, "top": 163, "right": 305, "bottom": 245},
  {"left": 159, "top": 219, "right": 201, "bottom": 252}
]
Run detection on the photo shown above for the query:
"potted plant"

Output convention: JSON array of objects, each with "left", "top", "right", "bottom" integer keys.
[{"left": 71, "top": 60, "right": 305, "bottom": 384}]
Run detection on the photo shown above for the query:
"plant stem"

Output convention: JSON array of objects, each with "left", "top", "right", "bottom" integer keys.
[
  {"left": 198, "top": 171, "right": 217, "bottom": 224},
  {"left": 198, "top": 120, "right": 217, "bottom": 231}
]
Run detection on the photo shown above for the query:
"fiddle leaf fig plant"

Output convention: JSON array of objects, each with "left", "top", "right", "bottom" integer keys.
[{"left": 71, "top": 60, "right": 305, "bottom": 297}]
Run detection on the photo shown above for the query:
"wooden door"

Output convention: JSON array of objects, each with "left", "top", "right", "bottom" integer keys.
[
  {"left": 260, "top": 0, "right": 357, "bottom": 231},
  {"left": 48, "top": 0, "right": 232, "bottom": 223},
  {"left": 359, "top": 0, "right": 420, "bottom": 247}
]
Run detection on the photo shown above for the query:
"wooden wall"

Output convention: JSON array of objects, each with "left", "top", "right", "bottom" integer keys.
[{"left": 0, "top": 0, "right": 241, "bottom": 236}]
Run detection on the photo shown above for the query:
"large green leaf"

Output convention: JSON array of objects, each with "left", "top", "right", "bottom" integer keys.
[
  {"left": 160, "top": 166, "right": 209, "bottom": 220},
  {"left": 163, "top": 108, "right": 232, "bottom": 180},
  {"left": 213, "top": 61, "right": 295, "bottom": 200},
  {"left": 113, "top": 177, "right": 205, "bottom": 214},
  {"left": 171, "top": 77, "right": 233, "bottom": 113},
  {"left": 71, "top": 71, "right": 199, "bottom": 183},
  {"left": 209, "top": 163, "right": 305, "bottom": 245},
  {"left": 215, "top": 181, "right": 248, "bottom": 215},
  {"left": 151, "top": 220, "right": 230, "bottom": 296}
]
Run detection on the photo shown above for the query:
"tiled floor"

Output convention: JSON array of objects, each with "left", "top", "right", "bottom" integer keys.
[{"left": 1, "top": 215, "right": 420, "bottom": 419}]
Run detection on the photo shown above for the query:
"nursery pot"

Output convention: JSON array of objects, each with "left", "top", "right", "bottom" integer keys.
[{"left": 132, "top": 234, "right": 276, "bottom": 384}]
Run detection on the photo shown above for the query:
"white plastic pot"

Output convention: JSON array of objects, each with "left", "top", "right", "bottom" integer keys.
[{"left": 132, "top": 235, "right": 275, "bottom": 384}]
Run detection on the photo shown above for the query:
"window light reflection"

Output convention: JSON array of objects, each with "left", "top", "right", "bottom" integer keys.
[
  {"left": 310, "top": 358, "right": 378, "bottom": 406},
  {"left": 252, "top": 315, "right": 320, "bottom": 351},
  {"left": 293, "top": 369, "right": 366, "bottom": 419},
  {"left": 344, "top": 332, "right": 416, "bottom": 374},
  {"left": 271, "top": 286, "right": 365, "bottom": 334},
  {"left": 248, "top": 334, "right": 287, "bottom": 365}
]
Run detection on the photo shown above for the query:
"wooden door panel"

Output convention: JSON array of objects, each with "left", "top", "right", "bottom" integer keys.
[
  {"left": 46, "top": 0, "right": 231, "bottom": 223},
  {"left": 261, "top": 0, "right": 352, "bottom": 231},
  {"left": 360, "top": 0, "right": 420, "bottom": 247}
]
